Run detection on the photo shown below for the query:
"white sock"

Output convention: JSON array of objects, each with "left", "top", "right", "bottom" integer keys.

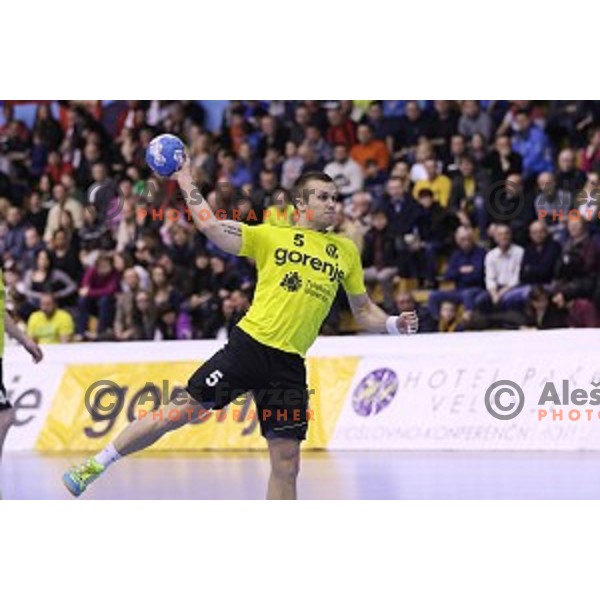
[{"left": 94, "top": 443, "right": 122, "bottom": 469}]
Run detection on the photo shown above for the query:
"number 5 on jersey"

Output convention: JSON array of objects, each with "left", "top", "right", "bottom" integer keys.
[{"left": 205, "top": 369, "right": 224, "bottom": 387}]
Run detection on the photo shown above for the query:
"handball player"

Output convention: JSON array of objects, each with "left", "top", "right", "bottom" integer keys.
[{"left": 63, "top": 160, "right": 418, "bottom": 499}]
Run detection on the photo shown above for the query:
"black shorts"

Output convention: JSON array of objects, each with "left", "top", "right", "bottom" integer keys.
[
  {"left": 186, "top": 327, "right": 309, "bottom": 441},
  {"left": 0, "top": 358, "right": 9, "bottom": 412}
]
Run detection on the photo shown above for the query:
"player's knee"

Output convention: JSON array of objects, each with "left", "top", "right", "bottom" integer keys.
[{"left": 269, "top": 440, "right": 300, "bottom": 481}]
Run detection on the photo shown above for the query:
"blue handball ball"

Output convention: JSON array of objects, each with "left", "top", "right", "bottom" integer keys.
[{"left": 145, "top": 134, "right": 185, "bottom": 177}]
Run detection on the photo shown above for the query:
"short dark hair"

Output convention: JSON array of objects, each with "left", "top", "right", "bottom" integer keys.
[
  {"left": 291, "top": 171, "right": 334, "bottom": 206},
  {"left": 417, "top": 189, "right": 434, "bottom": 200}
]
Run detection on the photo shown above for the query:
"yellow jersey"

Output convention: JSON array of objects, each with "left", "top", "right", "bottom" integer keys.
[
  {"left": 27, "top": 309, "right": 74, "bottom": 344},
  {"left": 237, "top": 223, "right": 366, "bottom": 356}
]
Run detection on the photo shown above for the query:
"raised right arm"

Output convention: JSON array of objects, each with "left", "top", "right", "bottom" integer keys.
[{"left": 174, "top": 159, "right": 243, "bottom": 255}]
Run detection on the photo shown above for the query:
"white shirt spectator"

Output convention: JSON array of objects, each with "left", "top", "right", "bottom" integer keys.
[
  {"left": 324, "top": 158, "right": 364, "bottom": 197},
  {"left": 485, "top": 244, "right": 524, "bottom": 291},
  {"left": 44, "top": 197, "right": 84, "bottom": 242}
]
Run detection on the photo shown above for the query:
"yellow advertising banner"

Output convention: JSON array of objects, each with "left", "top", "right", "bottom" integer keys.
[{"left": 35, "top": 357, "right": 359, "bottom": 451}]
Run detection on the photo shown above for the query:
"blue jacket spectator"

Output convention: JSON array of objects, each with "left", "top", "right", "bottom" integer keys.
[
  {"left": 445, "top": 241, "right": 486, "bottom": 289},
  {"left": 427, "top": 226, "right": 486, "bottom": 317},
  {"left": 512, "top": 111, "right": 553, "bottom": 178}
]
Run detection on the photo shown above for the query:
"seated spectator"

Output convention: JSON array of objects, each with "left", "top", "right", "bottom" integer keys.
[
  {"left": 22, "top": 248, "right": 78, "bottom": 312},
  {"left": 281, "top": 141, "right": 304, "bottom": 191},
  {"left": 449, "top": 156, "right": 486, "bottom": 231},
  {"left": 521, "top": 286, "right": 567, "bottom": 330},
  {"left": 576, "top": 171, "right": 600, "bottom": 228},
  {"left": 555, "top": 148, "right": 586, "bottom": 203},
  {"left": 362, "top": 210, "right": 399, "bottom": 312},
  {"left": 381, "top": 177, "right": 421, "bottom": 239},
  {"left": 428, "top": 226, "right": 486, "bottom": 317},
  {"left": 484, "top": 133, "right": 523, "bottom": 186},
  {"left": 565, "top": 298, "right": 600, "bottom": 328},
  {"left": 79, "top": 205, "right": 115, "bottom": 266},
  {"left": 305, "top": 124, "right": 332, "bottom": 163},
  {"left": 409, "top": 139, "right": 435, "bottom": 182},
  {"left": 411, "top": 189, "right": 459, "bottom": 288},
  {"left": 216, "top": 297, "right": 237, "bottom": 340},
  {"left": 113, "top": 268, "right": 142, "bottom": 341},
  {"left": 511, "top": 110, "right": 553, "bottom": 181},
  {"left": 165, "top": 224, "right": 194, "bottom": 268},
  {"left": 257, "top": 115, "right": 287, "bottom": 158},
  {"left": 5, "top": 206, "right": 26, "bottom": 261},
  {"left": 579, "top": 127, "right": 600, "bottom": 173},
  {"left": 44, "top": 183, "right": 84, "bottom": 243},
  {"left": 297, "top": 142, "right": 324, "bottom": 174},
  {"left": 351, "top": 123, "right": 390, "bottom": 172},
  {"left": 185, "top": 251, "right": 220, "bottom": 339},
  {"left": 23, "top": 192, "right": 49, "bottom": 237},
  {"left": 394, "top": 290, "right": 436, "bottom": 333},
  {"left": 458, "top": 101, "right": 494, "bottom": 143},
  {"left": 324, "top": 144, "right": 364, "bottom": 201},
  {"left": 412, "top": 159, "right": 452, "bottom": 208},
  {"left": 156, "top": 304, "right": 192, "bottom": 341},
  {"left": 429, "top": 100, "right": 460, "bottom": 162},
  {"left": 436, "top": 300, "right": 466, "bottom": 332},
  {"left": 552, "top": 219, "right": 598, "bottom": 306},
  {"left": 490, "top": 173, "right": 534, "bottom": 246},
  {"left": 150, "top": 264, "right": 183, "bottom": 311},
  {"left": 362, "top": 160, "right": 387, "bottom": 203},
  {"left": 263, "top": 189, "right": 296, "bottom": 228},
  {"left": 18, "top": 226, "right": 46, "bottom": 272},
  {"left": 229, "top": 289, "right": 251, "bottom": 328},
  {"left": 469, "top": 132, "right": 489, "bottom": 166},
  {"left": 391, "top": 101, "right": 432, "bottom": 161},
  {"left": 520, "top": 220, "right": 561, "bottom": 286},
  {"left": 115, "top": 200, "right": 139, "bottom": 254},
  {"left": 26, "top": 293, "right": 74, "bottom": 344},
  {"left": 444, "top": 134, "right": 467, "bottom": 178},
  {"left": 348, "top": 191, "right": 373, "bottom": 235},
  {"left": 289, "top": 104, "right": 311, "bottom": 146},
  {"left": 50, "top": 227, "right": 82, "bottom": 283},
  {"left": 76, "top": 253, "right": 120, "bottom": 339},
  {"left": 332, "top": 203, "right": 364, "bottom": 254},
  {"left": 475, "top": 224, "right": 525, "bottom": 311},
  {"left": 206, "top": 255, "right": 241, "bottom": 298},
  {"left": 131, "top": 291, "right": 158, "bottom": 341},
  {"left": 3, "top": 262, "right": 29, "bottom": 320},
  {"left": 326, "top": 104, "right": 356, "bottom": 148}
]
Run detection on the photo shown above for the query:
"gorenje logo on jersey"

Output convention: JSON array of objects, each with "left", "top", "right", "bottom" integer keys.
[{"left": 273, "top": 247, "right": 345, "bottom": 283}]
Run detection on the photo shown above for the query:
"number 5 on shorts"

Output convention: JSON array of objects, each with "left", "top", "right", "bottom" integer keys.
[{"left": 205, "top": 369, "right": 224, "bottom": 387}]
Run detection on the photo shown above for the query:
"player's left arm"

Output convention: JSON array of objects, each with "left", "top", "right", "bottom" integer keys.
[
  {"left": 347, "top": 292, "right": 418, "bottom": 335},
  {"left": 4, "top": 314, "right": 44, "bottom": 363}
]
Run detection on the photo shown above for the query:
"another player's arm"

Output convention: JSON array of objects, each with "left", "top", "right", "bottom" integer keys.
[
  {"left": 174, "top": 158, "right": 243, "bottom": 255},
  {"left": 4, "top": 313, "right": 43, "bottom": 363},
  {"left": 347, "top": 292, "right": 418, "bottom": 335}
]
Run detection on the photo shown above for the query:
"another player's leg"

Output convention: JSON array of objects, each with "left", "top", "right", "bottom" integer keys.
[
  {"left": 0, "top": 374, "right": 12, "bottom": 464},
  {"left": 62, "top": 393, "right": 205, "bottom": 497},
  {"left": 266, "top": 437, "right": 301, "bottom": 500},
  {"left": 0, "top": 407, "right": 14, "bottom": 464}
]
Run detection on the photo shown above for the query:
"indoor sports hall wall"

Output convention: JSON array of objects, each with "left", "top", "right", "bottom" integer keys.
[{"left": 4, "top": 330, "right": 600, "bottom": 452}]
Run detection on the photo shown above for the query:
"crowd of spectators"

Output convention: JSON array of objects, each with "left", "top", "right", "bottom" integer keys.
[{"left": 0, "top": 100, "right": 599, "bottom": 343}]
